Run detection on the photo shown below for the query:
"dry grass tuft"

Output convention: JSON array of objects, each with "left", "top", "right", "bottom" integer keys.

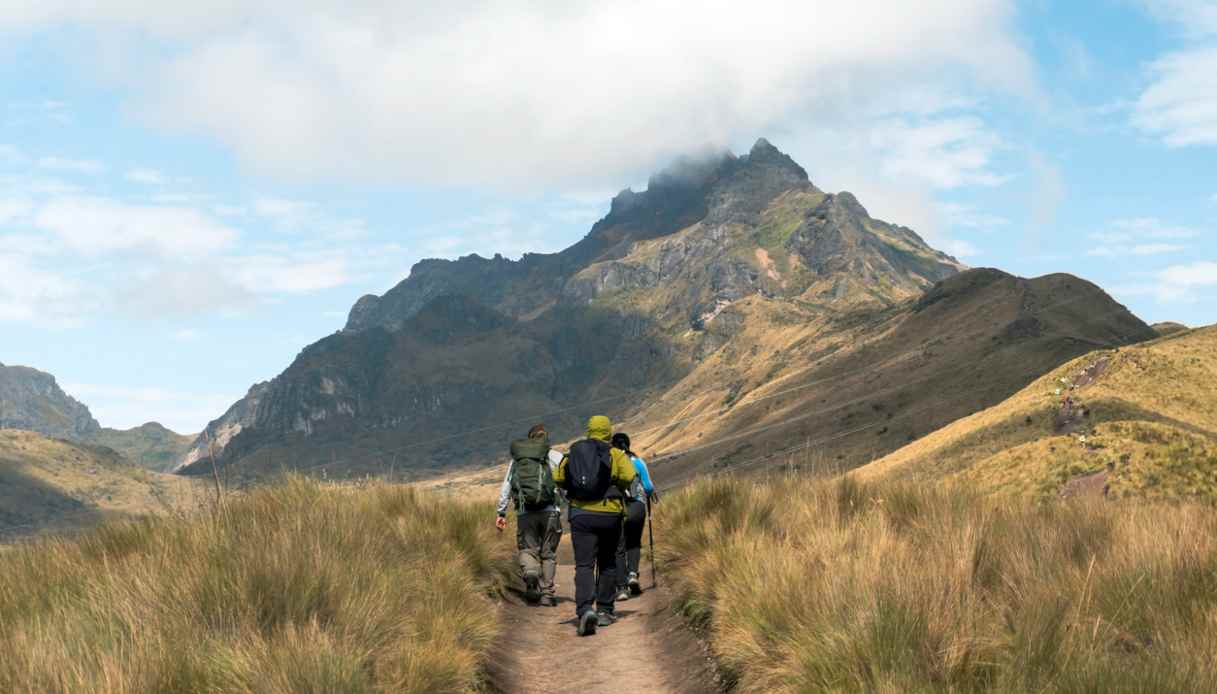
[
  {"left": 659, "top": 475, "right": 1217, "bottom": 692},
  {"left": 0, "top": 475, "right": 511, "bottom": 693}
]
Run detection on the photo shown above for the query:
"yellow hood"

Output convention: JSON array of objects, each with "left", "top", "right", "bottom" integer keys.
[{"left": 586, "top": 415, "right": 612, "bottom": 442}]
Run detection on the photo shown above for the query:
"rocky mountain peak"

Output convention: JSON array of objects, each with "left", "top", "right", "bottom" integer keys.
[
  {"left": 832, "top": 191, "right": 869, "bottom": 218},
  {"left": 0, "top": 363, "right": 100, "bottom": 440},
  {"left": 746, "top": 137, "right": 809, "bottom": 181}
]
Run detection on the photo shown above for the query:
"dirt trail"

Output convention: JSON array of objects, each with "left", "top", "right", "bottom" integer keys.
[{"left": 489, "top": 537, "right": 720, "bottom": 694}]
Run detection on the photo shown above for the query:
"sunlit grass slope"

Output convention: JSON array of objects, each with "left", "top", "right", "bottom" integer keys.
[
  {"left": 1, "top": 429, "right": 202, "bottom": 540},
  {"left": 855, "top": 324, "right": 1217, "bottom": 498},
  {"left": 660, "top": 476, "right": 1217, "bottom": 693},
  {"left": 0, "top": 476, "right": 510, "bottom": 693}
]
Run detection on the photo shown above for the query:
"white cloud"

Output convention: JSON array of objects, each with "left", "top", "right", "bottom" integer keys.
[
  {"left": 1160, "top": 260, "right": 1217, "bottom": 287},
  {"left": 0, "top": 197, "right": 33, "bottom": 225},
  {"left": 0, "top": 249, "right": 91, "bottom": 325},
  {"left": 33, "top": 196, "right": 238, "bottom": 256},
  {"left": 1113, "top": 260, "right": 1217, "bottom": 303},
  {"left": 0, "top": 144, "right": 25, "bottom": 165},
  {"left": 125, "top": 167, "right": 168, "bottom": 185},
  {"left": 0, "top": 1, "right": 1035, "bottom": 191},
  {"left": 252, "top": 197, "right": 319, "bottom": 230},
  {"left": 1133, "top": 45, "right": 1217, "bottom": 147},
  {"left": 172, "top": 328, "right": 201, "bottom": 341},
  {"left": 61, "top": 381, "right": 234, "bottom": 432},
  {"left": 1139, "top": 1, "right": 1217, "bottom": 37},
  {"left": 229, "top": 254, "right": 349, "bottom": 293},
  {"left": 37, "top": 156, "right": 105, "bottom": 174},
  {"left": 871, "top": 116, "right": 1008, "bottom": 189},
  {"left": 1090, "top": 217, "right": 1199, "bottom": 244},
  {"left": 938, "top": 202, "right": 1010, "bottom": 231},
  {"left": 1028, "top": 151, "right": 1066, "bottom": 227},
  {"left": 1087, "top": 243, "right": 1187, "bottom": 257},
  {"left": 939, "top": 239, "right": 982, "bottom": 258}
]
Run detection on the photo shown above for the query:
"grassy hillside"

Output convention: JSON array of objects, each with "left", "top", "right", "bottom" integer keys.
[
  {"left": 854, "top": 324, "right": 1217, "bottom": 499},
  {"left": 89, "top": 422, "right": 194, "bottom": 471},
  {"left": 0, "top": 476, "right": 511, "bottom": 692},
  {"left": 635, "top": 269, "right": 1154, "bottom": 486},
  {"left": 659, "top": 476, "right": 1217, "bottom": 692},
  {"left": 0, "top": 429, "right": 202, "bottom": 541}
]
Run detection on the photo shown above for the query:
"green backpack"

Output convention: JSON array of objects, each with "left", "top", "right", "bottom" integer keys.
[{"left": 509, "top": 438, "right": 557, "bottom": 512}]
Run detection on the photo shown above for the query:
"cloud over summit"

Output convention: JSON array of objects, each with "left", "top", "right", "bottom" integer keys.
[{"left": 4, "top": 0, "right": 1034, "bottom": 191}]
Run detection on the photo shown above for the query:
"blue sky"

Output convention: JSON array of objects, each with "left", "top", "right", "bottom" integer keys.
[{"left": 0, "top": 0, "right": 1214, "bottom": 432}]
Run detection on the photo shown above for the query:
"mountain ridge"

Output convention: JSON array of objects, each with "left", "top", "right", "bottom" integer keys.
[
  {"left": 179, "top": 140, "right": 1151, "bottom": 481},
  {"left": 0, "top": 363, "right": 192, "bottom": 471}
]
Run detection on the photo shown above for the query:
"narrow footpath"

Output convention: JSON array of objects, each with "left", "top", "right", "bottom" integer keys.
[{"left": 489, "top": 537, "right": 721, "bottom": 694}]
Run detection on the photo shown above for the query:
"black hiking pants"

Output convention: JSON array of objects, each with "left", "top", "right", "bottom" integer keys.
[
  {"left": 569, "top": 509, "right": 622, "bottom": 617},
  {"left": 616, "top": 499, "right": 646, "bottom": 589}
]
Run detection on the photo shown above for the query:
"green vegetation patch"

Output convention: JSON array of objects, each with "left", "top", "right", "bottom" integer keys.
[{"left": 756, "top": 190, "right": 822, "bottom": 251}]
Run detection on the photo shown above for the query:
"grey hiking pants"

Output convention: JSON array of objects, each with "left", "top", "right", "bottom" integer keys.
[{"left": 516, "top": 509, "right": 561, "bottom": 597}]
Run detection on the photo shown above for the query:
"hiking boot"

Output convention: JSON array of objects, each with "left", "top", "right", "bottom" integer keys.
[
  {"left": 539, "top": 594, "right": 557, "bottom": 607},
  {"left": 523, "top": 574, "right": 541, "bottom": 603},
  {"left": 628, "top": 573, "right": 642, "bottom": 596},
  {"left": 596, "top": 611, "right": 616, "bottom": 627},
  {"left": 615, "top": 587, "right": 631, "bottom": 602},
  {"left": 577, "top": 610, "right": 598, "bottom": 636}
]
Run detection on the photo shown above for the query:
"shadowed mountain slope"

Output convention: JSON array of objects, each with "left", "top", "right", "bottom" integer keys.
[{"left": 0, "top": 429, "right": 201, "bottom": 542}]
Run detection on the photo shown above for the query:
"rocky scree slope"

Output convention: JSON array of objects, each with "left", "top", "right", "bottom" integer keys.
[{"left": 180, "top": 140, "right": 1151, "bottom": 480}]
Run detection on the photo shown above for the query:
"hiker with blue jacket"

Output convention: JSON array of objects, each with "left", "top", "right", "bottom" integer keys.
[
  {"left": 496, "top": 423, "right": 564, "bottom": 607},
  {"left": 554, "top": 415, "right": 636, "bottom": 636},
  {"left": 611, "top": 432, "right": 657, "bottom": 601}
]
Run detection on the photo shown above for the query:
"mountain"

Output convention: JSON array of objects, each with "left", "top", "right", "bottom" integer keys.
[
  {"left": 89, "top": 423, "right": 196, "bottom": 473},
  {"left": 181, "top": 139, "right": 1154, "bottom": 481},
  {"left": 633, "top": 268, "right": 1159, "bottom": 485},
  {"left": 1152, "top": 321, "right": 1189, "bottom": 336},
  {"left": 854, "top": 324, "right": 1216, "bottom": 499},
  {"left": 0, "top": 428, "right": 201, "bottom": 542},
  {"left": 0, "top": 363, "right": 99, "bottom": 440},
  {"left": 0, "top": 363, "right": 191, "bottom": 471}
]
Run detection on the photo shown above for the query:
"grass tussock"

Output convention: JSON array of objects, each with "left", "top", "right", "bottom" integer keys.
[
  {"left": 0, "top": 475, "right": 511, "bottom": 693},
  {"left": 659, "top": 475, "right": 1217, "bottom": 693}
]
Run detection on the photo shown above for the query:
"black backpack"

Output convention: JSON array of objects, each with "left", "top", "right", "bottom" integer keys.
[
  {"left": 510, "top": 438, "right": 557, "bottom": 512},
  {"left": 563, "top": 439, "right": 614, "bottom": 501}
]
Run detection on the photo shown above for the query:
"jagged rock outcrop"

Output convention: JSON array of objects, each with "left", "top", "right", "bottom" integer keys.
[{"left": 0, "top": 363, "right": 99, "bottom": 440}]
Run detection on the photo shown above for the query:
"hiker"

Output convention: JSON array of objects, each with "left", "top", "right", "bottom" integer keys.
[
  {"left": 555, "top": 415, "right": 636, "bottom": 636},
  {"left": 611, "top": 432, "right": 657, "bottom": 601},
  {"left": 496, "top": 424, "right": 564, "bottom": 607}
]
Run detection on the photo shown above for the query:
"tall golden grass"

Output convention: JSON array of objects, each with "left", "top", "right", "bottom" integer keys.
[
  {"left": 659, "top": 475, "right": 1217, "bottom": 693},
  {"left": 0, "top": 476, "right": 511, "bottom": 693}
]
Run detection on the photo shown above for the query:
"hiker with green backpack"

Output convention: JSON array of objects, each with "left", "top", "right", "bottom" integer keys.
[
  {"left": 496, "top": 423, "right": 564, "bottom": 607},
  {"left": 554, "top": 415, "right": 636, "bottom": 636}
]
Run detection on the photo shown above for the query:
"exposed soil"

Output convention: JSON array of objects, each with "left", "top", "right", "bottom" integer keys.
[{"left": 488, "top": 537, "right": 721, "bottom": 694}]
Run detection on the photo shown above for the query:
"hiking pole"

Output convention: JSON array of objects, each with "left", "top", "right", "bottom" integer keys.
[{"left": 647, "top": 495, "right": 657, "bottom": 589}]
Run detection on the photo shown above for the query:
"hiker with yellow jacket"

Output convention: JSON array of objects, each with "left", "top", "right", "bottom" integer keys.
[{"left": 555, "top": 415, "right": 636, "bottom": 637}]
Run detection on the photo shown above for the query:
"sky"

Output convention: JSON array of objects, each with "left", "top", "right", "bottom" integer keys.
[{"left": 0, "top": 0, "right": 1214, "bottom": 433}]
